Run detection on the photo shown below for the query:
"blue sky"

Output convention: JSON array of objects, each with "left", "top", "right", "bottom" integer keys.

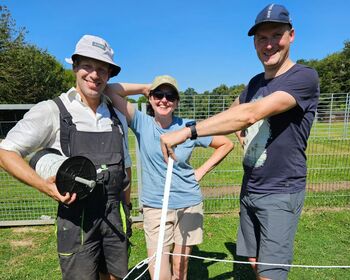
[{"left": 4, "top": 0, "right": 350, "bottom": 93}]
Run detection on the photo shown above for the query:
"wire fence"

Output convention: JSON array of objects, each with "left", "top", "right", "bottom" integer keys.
[{"left": 0, "top": 93, "right": 349, "bottom": 226}]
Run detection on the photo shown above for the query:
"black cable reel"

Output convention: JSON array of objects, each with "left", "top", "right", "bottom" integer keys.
[{"left": 29, "top": 148, "right": 97, "bottom": 201}]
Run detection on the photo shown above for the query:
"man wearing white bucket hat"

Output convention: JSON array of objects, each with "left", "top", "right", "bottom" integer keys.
[{"left": 0, "top": 34, "right": 147, "bottom": 280}]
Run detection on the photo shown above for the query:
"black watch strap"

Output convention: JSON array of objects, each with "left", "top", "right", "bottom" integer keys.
[{"left": 186, "top": 121, "right": 197, "bottom": 140}]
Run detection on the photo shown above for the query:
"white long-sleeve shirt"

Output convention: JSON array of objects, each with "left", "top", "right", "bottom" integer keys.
[{"left": 0, "top": 88, "right": 131, "bottom": 168}]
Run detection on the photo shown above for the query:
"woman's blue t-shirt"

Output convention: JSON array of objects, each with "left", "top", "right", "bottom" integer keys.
[{"left": 130, "top": 110, "right": 212, "bottom": 209}]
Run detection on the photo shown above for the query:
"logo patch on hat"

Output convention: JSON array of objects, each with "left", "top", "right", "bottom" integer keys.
[
  {"left": 267, "top": 4, "right": 274, "bottom": 18},
  {"left": 92, "top": 41, "right": 106, "bottom": 51}
]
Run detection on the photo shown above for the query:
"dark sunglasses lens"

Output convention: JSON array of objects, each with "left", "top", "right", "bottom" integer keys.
[
  {"left": 152, "top": 91, "right": 177, "bottom": 102},
  {"left": 152, "top": 92, "right": 164, "bottom": 99},
  {"left": 166, "top": 94, "right": 177, "bottom": 102}
]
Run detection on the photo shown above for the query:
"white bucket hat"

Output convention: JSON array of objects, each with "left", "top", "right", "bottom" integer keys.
[{"left": 65, "top": 35, "right": 121, "bottom": 77}]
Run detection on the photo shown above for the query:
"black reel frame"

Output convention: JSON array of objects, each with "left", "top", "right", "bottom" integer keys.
[
  {"left": 30, "top": 149, "right": 97, "bottom": 201},
  {"left": 56, "top": 156, "right": 97, "bottom": 201}
]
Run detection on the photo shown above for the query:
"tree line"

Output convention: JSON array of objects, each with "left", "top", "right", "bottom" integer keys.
[{"left": 1, "top": 5, "right": 349, "bottom": 108}]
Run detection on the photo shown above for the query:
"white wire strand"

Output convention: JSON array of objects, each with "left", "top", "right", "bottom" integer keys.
[
  {"left": 123, "top": 254, "right": 155, "bottom": 280},
  {"left": 123, "top": 250, "right": 350, "bottom": 280},
  {"left": 165, "top": 252, "right": 350, "bottom": 269}
]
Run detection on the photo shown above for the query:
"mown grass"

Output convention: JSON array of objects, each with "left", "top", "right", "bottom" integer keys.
[
  {"left": 0, "top": 123, "right": 349, "bottom": 278},
  {"left": 0, "top": 207, "right": 349, "bottom": 280}
]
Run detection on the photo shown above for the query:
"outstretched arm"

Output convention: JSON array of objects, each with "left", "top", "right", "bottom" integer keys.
[
  {"left": 194, "top": 136, "right": 234, "bottom": 182},
  {"left": 230, "top": 98, "right": 245, "bottom": 148},
  {"left": 107, "top": 83, "right": 151, "bottom": 97},
  {"left": 160, "top": 91, "right": 297, "bottom": 161},
  {"left": 104, "top": 83, "right": 151, "bottom": 124}
]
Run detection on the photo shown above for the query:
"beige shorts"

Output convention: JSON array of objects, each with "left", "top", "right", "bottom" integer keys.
[{"left": 143, "top": 202, "right": 203, "bottom": 249}]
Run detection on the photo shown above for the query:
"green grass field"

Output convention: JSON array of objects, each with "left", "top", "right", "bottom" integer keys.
[
  {"left": 0, "top": 207, "right": 349, "bottom": 280},
  {"left": 0, "top": 121, "right": 349, "bottom": 278}
]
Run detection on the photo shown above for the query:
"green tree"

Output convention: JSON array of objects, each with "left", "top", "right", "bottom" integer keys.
[
  {"left": 137, "top": 95, "right": 147, "bottom": 110},
  {"left": 297, "top": 40, "right": 350, "bottom": 95},
  {"left": 207, "top": 85, "right": 231, "bottom": 115},
  {"left": 63, "top": 68, "right": 76, "bottom": 89},
  {"left": 297, "top": 41, "right": 350, "bottom": 115},
  {"left": 338, "top": 41, "right": 350, "bottom": 93},
  {"left": 0, "top": 5, "right": 71, "bottom": 104},
  {"left": 177, "top": 88, "right": 196, "bottom": 118}
]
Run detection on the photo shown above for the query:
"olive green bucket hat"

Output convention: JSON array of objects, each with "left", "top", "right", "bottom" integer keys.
[{"left": 150, "top": 75, "right": 179, "bottom": 94}]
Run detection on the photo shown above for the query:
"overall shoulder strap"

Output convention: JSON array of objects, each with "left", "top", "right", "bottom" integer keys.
[
  {"left": 106, "top": 101, "right": 128, "bottom": 188},
  {"left": 53, "top": 97, "right": 75, "bottom": 157},
  {"left": 106, "top": 101, "right": 124, "bottom": 136}
]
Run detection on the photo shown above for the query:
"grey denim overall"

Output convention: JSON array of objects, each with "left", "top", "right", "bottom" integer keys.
[{"left": 54, "top": 97, "right": 129, "bottom": 279}]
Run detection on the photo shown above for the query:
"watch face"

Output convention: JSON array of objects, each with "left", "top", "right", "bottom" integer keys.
[{"left": 186, "top": 121, "right": 196, "bottom": 127}]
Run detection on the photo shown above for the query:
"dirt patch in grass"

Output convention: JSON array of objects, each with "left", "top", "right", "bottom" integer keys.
[
  {"left": 202, "top": 186, "right": 241, "bottom": 197},
  {"left": 132, "top": 222, "right": 144, "bottom": 229},
  {"left": 12, "top": 226, "right": 52, "bottom": 234},
  {"left": 207, "top": 211, "right": 239, "bottom": 218},
  {"left": 201, "top": 182, "right": 350, "bottom": 197},
  {"left": 303, "top": 206, "right": 350, "bottom": 214},
  {"left": 307, "top": 182, "right": 350, "bottom": 192},
  {"left": 10, "top": 239, "right": 35, "bottom": 248}
]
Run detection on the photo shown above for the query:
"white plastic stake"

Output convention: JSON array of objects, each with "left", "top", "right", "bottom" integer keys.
[{"left": 154, "top": 157, "right": 174, "bottom": 280}]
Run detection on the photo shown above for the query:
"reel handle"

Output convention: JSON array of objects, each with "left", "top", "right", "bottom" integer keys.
[{"left": 74, "top": 176, "right": 96, "bottom": 189}]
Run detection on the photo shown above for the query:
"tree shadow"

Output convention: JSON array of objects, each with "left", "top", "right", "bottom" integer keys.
[
  {"left": 188, "top": 242, "right": 256, "bottom": 280},
  {"left": 221, "top": 242, "right": 256, "bottom": 280},
  {"left": 188, "top": 245, "right": 228, "bottom": 280}
]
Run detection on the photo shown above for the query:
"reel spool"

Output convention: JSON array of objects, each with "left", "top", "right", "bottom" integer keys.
[{"left": 29, "top": 148, "right": 97, "bottom": 201}]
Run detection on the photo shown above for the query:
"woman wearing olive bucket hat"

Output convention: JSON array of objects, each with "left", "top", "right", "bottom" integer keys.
[{"left": 105, "top": 75, "right": 234, "bottom": 280}]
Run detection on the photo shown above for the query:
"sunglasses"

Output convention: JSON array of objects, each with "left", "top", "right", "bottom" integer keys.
[{"left": 151, "top": 90, "right": 178, "bottom": 102}]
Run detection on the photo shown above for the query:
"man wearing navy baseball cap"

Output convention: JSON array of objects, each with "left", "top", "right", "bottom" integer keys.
[
  {"left": 247, "top": 3, "right": 292, "bottom": 36},
  {"left": 160, "top": 4, "right": 320, "bottom": 280}
]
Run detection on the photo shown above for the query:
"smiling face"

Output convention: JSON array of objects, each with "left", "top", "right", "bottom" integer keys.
[
  {"left": 149, "top": 84, "right": 179, "bottom": 121},
  {"left": 73, "top": 56, "right": 111, "bottom": 103},
  {"left": 254, "top": 23, "right": 294, "bottom": 77}
]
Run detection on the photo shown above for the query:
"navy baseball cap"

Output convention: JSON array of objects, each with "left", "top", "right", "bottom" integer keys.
[{"left": 248, "top": 4, "right": 292, "bottom": 36}]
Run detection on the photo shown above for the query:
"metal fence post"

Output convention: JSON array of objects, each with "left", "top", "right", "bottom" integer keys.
[
  {"left": 207, "top": 95, "right": 210, "bottom": 118},
  {"left": 328, "top": 93, "right": 334, "bottom": 138},
  {"left": 132, "top": 103, "right": 145, "bottom": 222},
  {"left": 344, "top": 93, "right": 349, "bottom": 138},
  {"left": 192, "top": 95, "right": 196, "bottom": 120}
]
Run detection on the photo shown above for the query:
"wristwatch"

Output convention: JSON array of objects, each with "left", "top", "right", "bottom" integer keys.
[{"left": 186, "top": 121, "right": 198, "bottom": 140}]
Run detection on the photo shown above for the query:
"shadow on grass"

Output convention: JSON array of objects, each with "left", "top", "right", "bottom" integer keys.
[
  {"left": 188, "top": 242, "right": 256, "bottom": 280},
  {"left": 127, "top": 242, "right": 256, "bottom": 280}
]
